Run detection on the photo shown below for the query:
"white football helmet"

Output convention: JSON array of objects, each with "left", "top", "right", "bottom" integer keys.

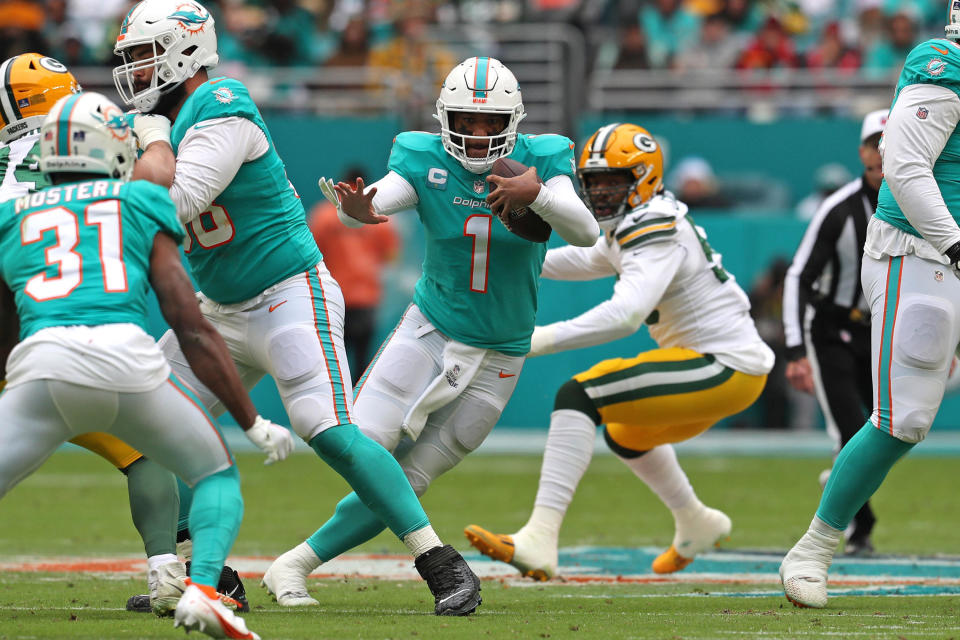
[
  {"left": 435, "top": 56, "right": 525, "bottom": 174},
  {"left": 113, "top": 0, "right": 218, "bottom": 112},
  {"left": 39, "top": 92, "right": 137, "bottom": 181},
  {"left": 948, "top": 0, "right": 960, "bottom": 40}
]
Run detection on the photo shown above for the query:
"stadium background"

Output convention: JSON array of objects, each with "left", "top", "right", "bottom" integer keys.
[{"left": 6, "top": 0, "right": 958, "bottom": 431}]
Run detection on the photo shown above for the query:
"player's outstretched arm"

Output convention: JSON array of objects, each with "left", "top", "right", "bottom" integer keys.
[
  {"left": 148, "top": 233, "right": 294, "bottom": 464},
  {"left": 0, "top": 277, "right": 19, "bottom": 384}
]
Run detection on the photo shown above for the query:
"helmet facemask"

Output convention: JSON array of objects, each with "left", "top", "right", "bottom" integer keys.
[
  {"left": 948, "top": 0, "right": 960, "bottom": 40},
  {"left": 578, "top": 169, "right": 641, "bottom": 230}
]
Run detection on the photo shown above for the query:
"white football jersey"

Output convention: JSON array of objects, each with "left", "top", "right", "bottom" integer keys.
[
  {"left": 540, "top": 192, "right": 774, "bottom": 376},
  {"left": 0, "top": 130, "right": 43, "bottom": 203}
]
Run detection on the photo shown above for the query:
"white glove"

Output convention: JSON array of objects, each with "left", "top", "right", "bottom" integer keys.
[
  {"left": 527, "top": 325, "right": 558, "bottom": 358},
  {"left": 133, "top": 114, "right": 171, "bottom": 150},
  {"left": 318, "top": 176, "right": 341, "bottom": 209},
  {"left": 245, "top": 416, "right": 295, "bottom": 465}
]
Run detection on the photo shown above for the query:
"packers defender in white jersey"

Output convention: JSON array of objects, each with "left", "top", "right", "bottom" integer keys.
[
  {"left": 263, "top": 56, "right": 600, "bottom": 604},
  {"left": 780, "top": 2, "right": 960, "bottom": 609},
  {"left": 115, "top": 0, "right": 482, "bottom": 616},
  {"left": 465, "top": 122, "right": 775, "bottom": 580},
  {"left": 0, "top": 91, "right": 294, "bottom": 640},
  {"left": 0, "top": 52, "right": 199, "bottom": 616}
]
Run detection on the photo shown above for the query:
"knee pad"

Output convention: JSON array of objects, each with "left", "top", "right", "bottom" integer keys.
[
  {"left": 554, "top": 378, "right": 601, "bottom": 425},
  {"left": 893, "top": 297, "right": 954, "bottom": 371},
  {"left": 450, "top": 397, "right": 500, "bottom": 452},
  {"left": 602, "top": 426, "right": 650, "bottom": 459}
]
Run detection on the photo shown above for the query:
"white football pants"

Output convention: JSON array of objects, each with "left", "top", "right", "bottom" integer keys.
[
  {"left": 355, "top": 304, "right": 525, "bottom": 494},
  {"left": 862, "top": 253, "right": 960, "bottom": 443},
  {"left": 160, "top": 262, "right": 353, "bottom": 442},
  {"left": 0, "top": 375, "right": 233, "bottom": 497}
]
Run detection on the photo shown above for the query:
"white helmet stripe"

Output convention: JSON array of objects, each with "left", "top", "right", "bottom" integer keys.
[
  {"left": 591, "top": 122, "right": 620, "bottom": 160},
  {"left": 0, "top": 56, "right": 22, "bottom": 127}
]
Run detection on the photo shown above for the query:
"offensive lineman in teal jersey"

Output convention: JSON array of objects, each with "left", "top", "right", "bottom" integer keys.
[
  {"left": 0, "top": 91, "right": 295, "bottom": 639},
  {"left": 265, "top": 56, "right": 600, "bottom": 604},
  {"left": 114, "top": 0, "right": 483, "bottom": 616},
  {"left": 780, "top": 3, "right": 960, "bottom": 608}
]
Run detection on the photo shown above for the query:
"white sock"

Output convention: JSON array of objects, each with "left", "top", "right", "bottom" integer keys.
[
  {"left": 404, "top": 525, "right": 443, "bottom": 558},
  {"left": 618, "top": 444, "right": 696, "bottom": 511},
  {"left": 176, "top": 538, "right": 192, "bottom": 562},
  {"left": 531, "top": 409, "right": 597, "bottom": 515},
  {"left": 147, "top": 553, "right": 178, "bottom": 574},
  {"left": 516, "top": 504, "right": 564, "bottom": 541},
  {"left": 286, "top": 541, "right": 323, "bottom": 572}
]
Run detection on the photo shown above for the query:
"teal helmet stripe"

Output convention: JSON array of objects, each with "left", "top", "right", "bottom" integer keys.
[
  {"left": 57, "top": 92, "right": 83, "bottom": 157},
  {"left": 473, "top": 56, "right": 489, "bottom": 99}
]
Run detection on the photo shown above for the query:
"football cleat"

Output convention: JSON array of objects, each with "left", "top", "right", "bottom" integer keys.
[
  {"left": 780, "top": 523, "right": 842, "bottom": 609},
  {"left": 261, "top": 544, "right": 320, "bottom": 607},
  {"left": 186, "top": 561, "right": 249, "bottom": 612},
  {"left": 173, "top": 580, "right": 260, "bottom": 640},
  {"left": 414, "top": 544, "right": 482, "bottom": 616},
  {"left": 652, "top": 504, "right": 731, "bottom": 574},
  {"left": 464, "top": 524, "right": 554, "bottom": 581},
  {"left": 150, "top": 560, "right": 188, "bottom": 616},
  {"left": 126, "top": 593, "right": 151, "bottom": 613}
]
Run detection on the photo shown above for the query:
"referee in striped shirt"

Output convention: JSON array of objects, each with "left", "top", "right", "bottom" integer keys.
[{"left": 782, "top": 110, "right": 886, "bottom": 556}]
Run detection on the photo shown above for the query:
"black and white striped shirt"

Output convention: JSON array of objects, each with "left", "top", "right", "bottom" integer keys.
[{"left": 783, "top": 176, "right": 878, "bottom": 361}]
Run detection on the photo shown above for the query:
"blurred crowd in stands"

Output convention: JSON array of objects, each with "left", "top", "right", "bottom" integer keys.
[{"left": 0, "top": 0, "right": 947, "bottom": 77}]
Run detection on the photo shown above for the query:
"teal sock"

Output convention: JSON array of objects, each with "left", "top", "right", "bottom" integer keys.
[
  {"left": 125, "top": 457, "right": 179, "bottom": 557},
  {"left": 188, "top": 465, "right": 243, "bottom": 588},
  {"left": 309, "top": 424, "right": 429, "bottom": 539},
  {"left": 306, "top": 492, "right": 388, "bottom": 561},
  {"left": 816, "top": 423, "right": 915, "bottom": 530},
  {"left": 176, "top": 476, "right": 193, "bottom": 539}
]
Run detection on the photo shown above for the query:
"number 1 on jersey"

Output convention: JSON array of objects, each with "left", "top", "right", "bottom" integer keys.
[{"left": 464, "top": 214, "right": 491, "bottom": 293}]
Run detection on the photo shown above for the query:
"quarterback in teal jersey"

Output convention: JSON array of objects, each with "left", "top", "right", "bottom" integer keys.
[
  {"left": 114, "top": 0, "right": 482, "bottom": 616},
  {"left": 0, "top": 91, "right": 295, "bottom": 639},
  {"left": 781, "top": 2, "right": 960, "bottom": 608},
  {"left": 266, "top": 56, "right": 599, "bottom": 603}
]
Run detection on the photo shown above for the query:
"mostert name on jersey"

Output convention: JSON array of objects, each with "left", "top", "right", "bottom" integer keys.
[{"left": 15, "top": 180, "right": 122, "bottom": 213}]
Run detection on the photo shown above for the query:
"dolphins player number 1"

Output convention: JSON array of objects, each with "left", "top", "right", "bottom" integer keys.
[{"left": 464, "top": 214, "right": 491, "bottom": 293}]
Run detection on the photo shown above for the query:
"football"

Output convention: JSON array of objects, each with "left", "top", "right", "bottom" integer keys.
[{"left": 489, "top": 157, "right": 552, "bottom": 243}]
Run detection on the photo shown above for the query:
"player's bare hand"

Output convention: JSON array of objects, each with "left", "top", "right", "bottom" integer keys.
[
  {"left": 486, "top": 166, "right": 541, "bottom": 216},
  {"left": 785, "top": 358, "right": 815, "bottom": 394},
  {"left": 334, "top": 177, "right": 388, "bottom": 224}
]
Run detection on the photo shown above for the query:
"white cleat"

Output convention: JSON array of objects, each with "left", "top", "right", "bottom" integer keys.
[
  {"left": 780, "top": 521, "right": 842, "bottom": 609},
  {"left": 653, "top": 504, "right": 732, "bottom": 574},
  {"left": 261, "top": 543, "right": 320, "bottom": 606},
  {"left": 174, "top": 582, "right": 260, "bottom": 639},
  {"left": 150, "top": 560, "right": 188, "bottom": 616}
]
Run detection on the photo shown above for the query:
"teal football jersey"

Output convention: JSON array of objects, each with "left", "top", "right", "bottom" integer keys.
[
  {"left": 0, "top": 179, "right": 183, "bottom": 340},
  {"left": 171, "top": 77, "right": 321, "bottom": 304},
  {"left": 876, "top": 38, "right": 960, "bottom": 235},
  {"left": 388, "top": 132, "right": 576, "bottom": 355}
]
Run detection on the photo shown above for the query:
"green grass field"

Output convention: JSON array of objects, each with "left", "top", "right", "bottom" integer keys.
[{"left": 2, "top": 447, "right": 959, "bottom": 639}]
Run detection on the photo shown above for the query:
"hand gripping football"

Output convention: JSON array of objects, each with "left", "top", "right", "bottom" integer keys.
[{"left": 490, "top": 158, "right": 552, "bottom": 243}]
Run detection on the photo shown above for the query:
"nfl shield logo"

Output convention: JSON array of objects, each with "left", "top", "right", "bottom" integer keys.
[
  {"left": 473, "top": 179, "right": 485, "bottom": 194},
  {"left": 917, "top": 106, "right": 929, "bottom": 119}
]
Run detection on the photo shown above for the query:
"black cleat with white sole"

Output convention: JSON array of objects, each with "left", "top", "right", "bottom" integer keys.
[
  {"left": 414, "top": 545, "right": 481, "bottom": 616},
  {"left": 185, "top": 561, "right": 251, "bottom": 612}
]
